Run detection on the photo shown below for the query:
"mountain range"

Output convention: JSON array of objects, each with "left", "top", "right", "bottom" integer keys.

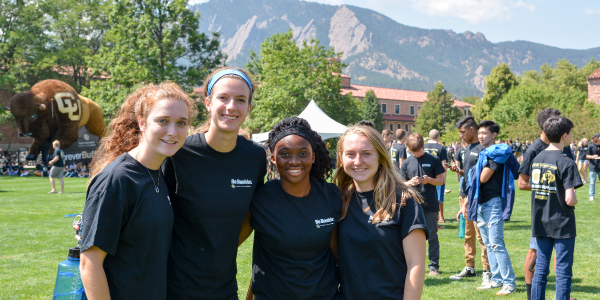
[{"left": 191, "top": 0, "right": 600, "bottom": 97}]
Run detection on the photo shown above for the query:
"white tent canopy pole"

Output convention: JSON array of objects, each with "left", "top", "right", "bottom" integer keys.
[{"left": 251, "top": 100, "right": 347, "bottom": 143}]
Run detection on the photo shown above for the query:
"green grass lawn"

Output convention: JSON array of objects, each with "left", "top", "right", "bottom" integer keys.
[{"left": 1, "top": 175, "right": 599, "bottom": 299}]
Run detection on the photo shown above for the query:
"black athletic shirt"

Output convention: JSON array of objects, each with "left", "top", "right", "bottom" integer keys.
[
  {"left": 250, "top": 178, "right": 341, "bottom": 300},
  {"left": 577, "top": 146, "right": 589, "bottom": 160},
  {"left": 514, "top": 141, "right": 522, "bottom": 152},
  {"left": 530, "top": 150, "right": 582, "bottom": 239},
  {"left": 53, "top": 148, "right": 65, "bottom": 167},
  {"left": 454, "top": 147, "right": 465, "bottom": 169},
  {"left": 80, "top": 153, "right": 173, "bottom": 300},
  {"left": 399, "top": 153, "right": 445, "bottom": 213},
  {"left": 163, "top": 133, "right": 267, "bottom": 300},
  {"left": 479, "top": 158, "right": 504, "bottom": 204},
  {"left": 423, "top": 142, "right": 448, "bottom": 163},
  {"left": 462, "top": 143, "right": 485, "bottom": 196},
  {"left": 390, "top": 143, "right": 407, "bottom": 170},
  {"left": 587, "top": 143, "right": 600, "bottom": 172},
  {"left": 338, "top": 190, "right": 428, "bottom": 300},
  {"left": 519, "top": 138, "right": 574, "bottom": 176}
]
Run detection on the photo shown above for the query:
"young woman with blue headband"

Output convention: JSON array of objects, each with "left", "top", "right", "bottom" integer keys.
[{"left": 162, "top": 67, "right": 267, "bottom": 299}]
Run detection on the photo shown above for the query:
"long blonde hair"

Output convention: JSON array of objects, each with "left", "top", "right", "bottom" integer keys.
[
  {"left": 333, "top": 125, "right": 423, "bottom": 224},
  {"left": 89, "top": 82, "right": 195, "bottom": 180}
]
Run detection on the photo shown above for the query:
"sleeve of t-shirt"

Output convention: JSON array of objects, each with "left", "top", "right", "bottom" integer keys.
[
  {"left": 399, "top": 147, "right": 407, "bottom": 159},
  {"left": 399, "top": 161, "right": 409, "bottom": 181},
  {"left": 53, "top": 149, "right": 60, "bottom": 158},
  {"left": 454, "top": 150, "right": 462, "bottom": 167},
  {"left": 519, "top": 150, "right": 534, "bottom": 175},
  {"left": 563, "top": 146, "right": 574, "bottom": 160},
  {"left": 485, "top": 158, "right": 503, "bottom": 172},
  {"left": 161, "top": 157, "right": 177, "bottom": 196},
  {"left": 256, "top": 151, "right": 268, "bottom": 189},
  {"left": 80, "top": 188, "right": 126, "bottom": 255},
  {"left": 433, "top": 157, "right": 445, "bottom": 177},
  {"left": 327, "top": 182, "right": 343, "bottom": 219},
  {"left": 588, "top": 146, "right": 595, "bottom": 157},
  {"left": 440, "top": 147, "right": 448, "bottom": 162},
  {"left": 399, "top": 197, "right": 429, "bottom": 241},
  {"left": 561, "top": 160, "right": 583, "bottom": 190}
]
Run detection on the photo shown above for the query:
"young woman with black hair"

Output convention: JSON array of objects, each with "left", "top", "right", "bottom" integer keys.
[
  {"left": 242, "top": 116, "right": 341, "bottom": 300},
  {"left": 79, "top": 82, "right": 194, "bottom": 299},
  {"left": 162, "top": 68, "right": 268, "bottom": 299},
  {"left": 334, "top": 124, "right": 428, "bottom": 300}
]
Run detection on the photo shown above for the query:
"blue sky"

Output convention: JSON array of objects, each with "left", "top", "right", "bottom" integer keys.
[{"left": 189, "top": 0, "right": 600, "bottom": 50}]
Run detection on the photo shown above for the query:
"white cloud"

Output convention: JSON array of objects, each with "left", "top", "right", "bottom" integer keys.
[
  {"left": 408, "top": 0, "right": 535, "bottom": 24},
  {"left": 584, "top": 7, "right": 600, "bottom": 15},
  {"left": 188, "top": 0, "right": 210, "bottom": 5}
]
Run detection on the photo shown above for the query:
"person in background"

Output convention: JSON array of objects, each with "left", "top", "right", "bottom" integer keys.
[
  {"left": 401, "top": 133, "right": 445, "bottom": 276},
  {"left": 390, "top": 129, "right": 407, "bottom": 171},
  {"left": 382, "top": 129, "right": 393, "bottom": 150},
  {"left": 6, "top": 162, "right": 18, "bottom": 175},
  {"left": 448, "top": 116, "right": 491, "bottom": 283},
  {"left": 18, "top": 162, "right": 29, "bottom": 176},
  {"left": 530, "top": 116, "right": 581, "bottom": 300},
  {"left": 423, "top": 129, "right": 448, "bottom": 223},
  {"left": 576, "top": 138, "right": 589, "bottom": 184},
  {"left": 514, "top": 138, "right": 523, "bottom": 163},
  {"left": 586, "top": 133, "right": 600, "bottom": 201},
  {"left": 336, "top": 125, "right": 428, "bottom": 299},
  {"left": 48, "top": 140, "right": 65, "bottom": 193},
  {"left": 467, "top": 120, "right": 519, "bottom": 295}
]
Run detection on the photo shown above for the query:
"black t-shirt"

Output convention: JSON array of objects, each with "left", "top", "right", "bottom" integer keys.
[
  {"left": 530, "top": 150, "right": 583, "bottom": 239},
  {"left": 35, "top": 164, "right": 42, "bottom": 171},
  {"left": 514, "top": 142, "right": 522, "bottom": 152},
  {"left": 479, "top": 158, "right": 504, "bottom": 204},
  {"left": 80, "top": 153, "right": 173, "bottom": 300},
  {"left": 250, "top": 178, "right": 341, "bottom": 300},
  {"left": 390, "top": 143, "right": 407, "bottom": 170},
  {"left": 163, "top": 133, "right": 267, "bottom": 300},
  {"left": 519, "top": 138, "right": 574, "bottom": 176},
  {"left": 399, "top": 153, "right": 445, "bottom": 213},
  {"left": 17, "top": 166, "right": 24, "bottom": 173},
  {"left": 338, "top": 190, "right": 428, "bottom": 300},
  {"left": 423, "top": 142, "right": 448, "bottom": 163},
  {"left": 454, "top": 147, "right": 465, "bottom": 169},
  {"left": 53, "top": 149, "right": 65, "bottom": 167},
  {"left": 577, "top": 146, "right": 589, "bottom": 160},
  {"left": 522, "top": 144, "right": 528, "bottom": 153},
  {"left": 587, "top": 143, "right": 600, "bottom": 172},
  {"left": 462, "top": 143, "right": 486, "bottom": 196}
]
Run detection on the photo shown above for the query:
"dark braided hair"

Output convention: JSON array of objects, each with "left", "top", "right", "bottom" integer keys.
[{"left": 266, "top": 116, "right": 333, "bottom": 181}]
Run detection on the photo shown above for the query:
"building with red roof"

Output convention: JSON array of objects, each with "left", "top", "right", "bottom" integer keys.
[
  {"left": 340, "top": 75, "right": 474, "bottom": 134},
  {"left": 588, "top": 66, "right": 600, "bottom": 105}
]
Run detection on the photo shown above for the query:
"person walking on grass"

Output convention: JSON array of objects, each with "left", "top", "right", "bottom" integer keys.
[
  {"left": 400, "top": 133, "right": 445, "bottom": 276},
  {"left": 586, "top": 133, "right": 600, "bottom": 201},
  {"left": 576, "top": 139, "right": 589, "bottom": 184},
  {"left": 423, "top": 129, "right": 448, "bottom": 223},
  {"left": 48, "top": 140, "right": 65, "bottom": 194},
  {"left": 517, "top": 108, "right": 576, "bottom": 300},
  {"left": 530, "top": 116, "right": 582, "bottom": 300},
  {"left": 336, "top": 125, "right": 428, "bottom": 299},
  {"left": 79, "top": 82, "right": 193, "bottom": 299},
  {"left": 467, "top": 120, "right": 519, "bottom": 296},
  {"left": 448, "top": 116, "right": 491, "bottom": 284}
]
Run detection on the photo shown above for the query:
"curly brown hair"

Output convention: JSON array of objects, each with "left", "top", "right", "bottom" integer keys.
[{"left": 89, "top": 82, "right": 195, "bottom": 180}]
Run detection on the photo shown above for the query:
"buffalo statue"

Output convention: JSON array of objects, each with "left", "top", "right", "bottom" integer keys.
[{"left": 6, "top": 79, "right": 106, "bottom": 162}]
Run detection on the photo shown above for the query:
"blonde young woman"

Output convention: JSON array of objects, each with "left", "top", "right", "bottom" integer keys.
[
  {"left": 577, "top": 138, "right": 589, "bottom": 183},
  {"left": 79, "top": 82, "right": 193, "bottom": 299},
  {"left": 334, "top": 125, "right": 428, "bottom": 300}
]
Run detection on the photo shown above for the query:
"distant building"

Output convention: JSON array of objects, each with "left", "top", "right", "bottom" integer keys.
[
  {"left": 339, "top": 74, "right": 474, "bottom": 133},
  {"left": 588, "top": 66, "right": 600, "bottom": 105}
]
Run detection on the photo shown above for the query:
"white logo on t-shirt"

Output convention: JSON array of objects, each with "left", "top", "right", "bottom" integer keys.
[
  {"left": 422, "top": 164, "right": 431, "bottom": 167},
  {"left": 315, "top": 217, "right": 335, "bottom": 228},
  {"left": 231, "top": 179, "right": 253, "bottom": 188}
]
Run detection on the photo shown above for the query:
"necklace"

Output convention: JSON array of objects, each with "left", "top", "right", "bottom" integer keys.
[
  {"left": 145, "top": 167, "right": 160, "bottom": 193},
  {"left": 355, "top": 188, "right": 374, "bottom": 213}
]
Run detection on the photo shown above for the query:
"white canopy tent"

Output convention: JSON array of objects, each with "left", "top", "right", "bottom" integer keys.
[{"left": 251, "top": 100, "right": 348, "bottom": 143}]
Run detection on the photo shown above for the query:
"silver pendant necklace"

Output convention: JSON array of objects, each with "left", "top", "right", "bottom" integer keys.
[{"left": 146, "top": 167, "right": 160, "bottom": 193}]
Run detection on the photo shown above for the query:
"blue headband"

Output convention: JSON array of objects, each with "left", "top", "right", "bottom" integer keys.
[{"left": 206, "top": 69, "right": 253, "bottom": 103}]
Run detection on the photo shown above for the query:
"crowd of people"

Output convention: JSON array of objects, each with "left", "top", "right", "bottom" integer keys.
[{"left": 44, "top": 66, "right": 592, "bottom": 300}]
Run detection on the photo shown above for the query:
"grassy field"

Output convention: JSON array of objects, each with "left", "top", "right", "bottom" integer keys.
[{"left": 1, "top": 175, "right": 599, "bottom": 299}]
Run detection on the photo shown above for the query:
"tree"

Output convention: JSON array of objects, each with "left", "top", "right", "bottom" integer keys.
[
  {"left": 461, "top": 95, "right": 480, "bottom": 105},
  {"left": 245, "top": 30, "right": 361, "bottom": 132},
  {"left": 41, "top": 0, "right": 110, "bottom": 92},
  {"left": 472, "top": 63, "right": 518, "bottom": 120},
  {"left": 360, "top": 90, "right": 383, "bottom": 131},
  {"left": 81, "top": 0, "right": 225, "bottom": 121},
  {"left": 414, "top": 82, "right": 462, "bottom": 136}
]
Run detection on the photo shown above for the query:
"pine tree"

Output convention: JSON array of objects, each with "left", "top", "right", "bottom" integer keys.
[{"left": 360, "top": 90, "right": 383, "bottom": 131}]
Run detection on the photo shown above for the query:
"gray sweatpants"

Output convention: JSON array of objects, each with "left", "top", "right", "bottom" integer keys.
[{"left": 424, "top": 211, "right": 440, "bottom": 270}]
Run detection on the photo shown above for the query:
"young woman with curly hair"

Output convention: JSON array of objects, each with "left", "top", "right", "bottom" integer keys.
[
  {"left": 162, "top": 68, "right": 268, "bottom": 299},
  {"left": 334, "top": 124, "right": 428, "bottom": 300},
  {"left": 242, "top": 116, "right": 341, "bottom": 300},
  {"left": 79, "top": 82, "right": 194, "bottom": 299}
]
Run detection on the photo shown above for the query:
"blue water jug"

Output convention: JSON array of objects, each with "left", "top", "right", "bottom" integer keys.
[
  {"left": 458, "top": 214, "right": 466, "bottom": 239},
  {"left": 52, "top": 247, "right": 87, "bottom": 299}
]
